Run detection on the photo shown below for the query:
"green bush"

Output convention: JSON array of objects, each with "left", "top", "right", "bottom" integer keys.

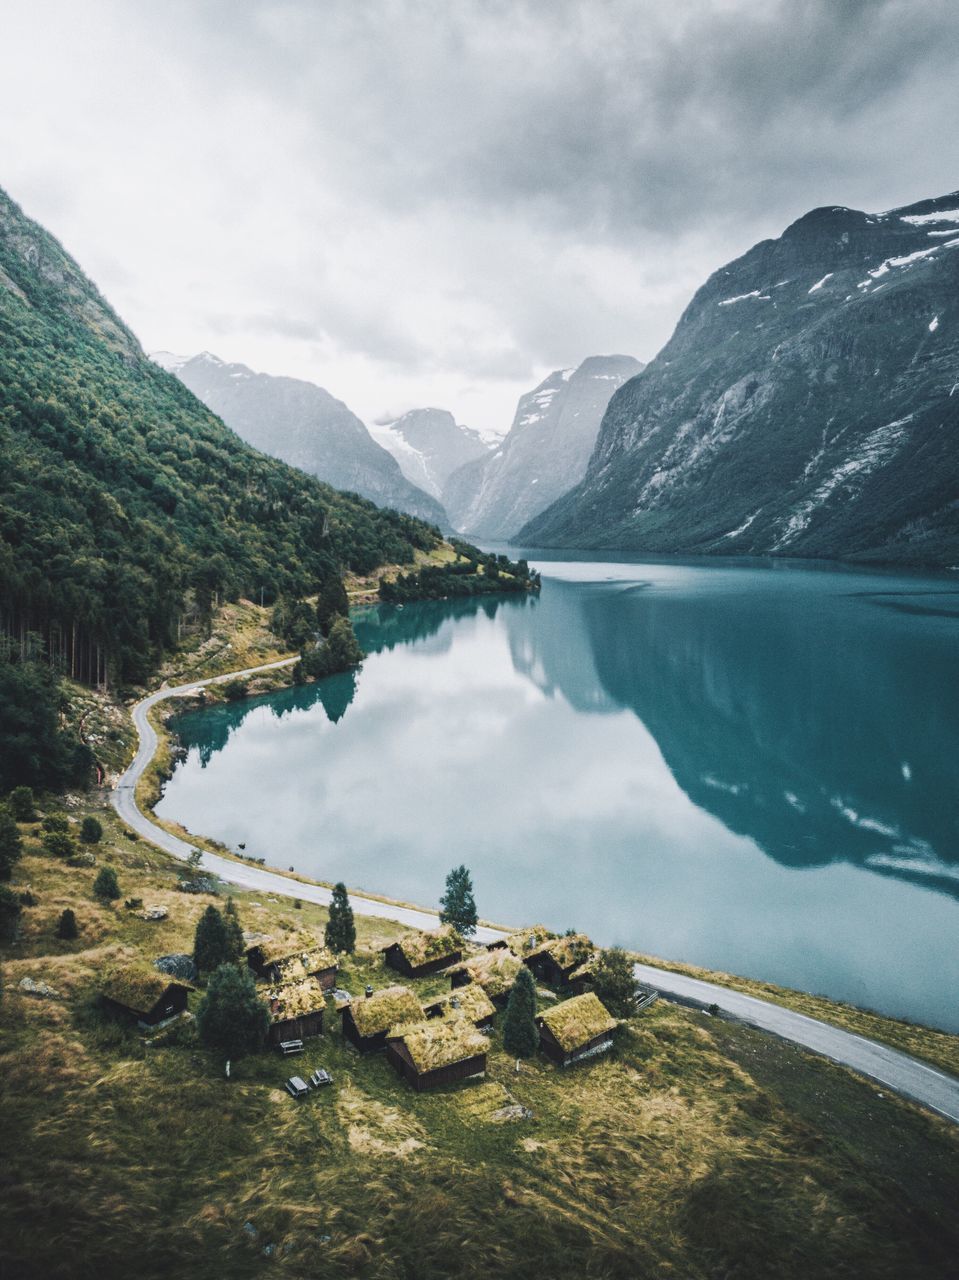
[
  {"left": 196, "top": 963, "right": 269, "bottom": 1062},
  {"left": 93, "top": 866, "right": 120, "bottom": 900},
  {"left": 42, "top": 831, "right": 76, "bottom": 860},
  {"left": 0, "top": 805, "right": 23, "bottom": 880},
  {"left": 79, "top": 816, "right": 103, "bottom": 844},
  {"left": 0, "top": 885, "right": 22, "bottom": 942},
  {"left": 8, "top": 786, "right": 36, "bottom": 822},
  {"left": 57, "top": 908, "right": 79, "bottom": 940},
  {"left": 503, "top": 966, "right": 539, "bottom": 1058},
  {"left": 41, "top": 815, "right": 69, "bottom": 834}
]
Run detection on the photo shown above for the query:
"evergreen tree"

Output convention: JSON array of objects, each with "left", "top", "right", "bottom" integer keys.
[
  {"left": 0, "top": 885, "right": 22, "bottom": 943},
  {"left": 42, "top": 831, "right": 76, "bottom": 860},
  {"left": 503, "top": 966, "right": 539, "bottom": 1057},
  {"left": 8, "top": 787, "right": 36, "bottom": 822},
  {"left": 79, "top": 816, "right": 103, "bottom": 844},
  {"left": 93, "top": 866, "right": 120, "bottom": 900},
  {"left": 196, "top": 963, "right": 269, "bottom": 1063},
  {"left": 223, "top": 897, "right": 245, "bottom": 963},
  {"left": 591, "top": 947, "right": 639, "bottom": 1017},
  {"left": 325, "top": 616, "right": 365, "bottom": 671},
  {"left": 56, "top": 907, "right": 79, "bottom": 940},
  {"left": 438, "top": 864, "right": 478, "bottom": 937},
  {"left": 325, "top": 881, "right": 356, "bottom": 954},
  {"left": 0, "top": 805, "right": 23, "bottom": 881},
  {"left": 193, "top": 904, "right": 231, "bottom": 974}
]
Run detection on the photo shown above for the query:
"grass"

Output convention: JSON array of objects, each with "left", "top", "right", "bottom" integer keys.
[
  {"left": 2, "top": 797, "right": 959, "bottom": 1278},
  {"left": 634, "top": 949, "right": 959, "bottom": 1080}
]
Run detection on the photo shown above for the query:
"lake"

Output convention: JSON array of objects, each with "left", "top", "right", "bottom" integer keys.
[{"left": 157, "top": 555, "right": 959, "bottom": 1032}]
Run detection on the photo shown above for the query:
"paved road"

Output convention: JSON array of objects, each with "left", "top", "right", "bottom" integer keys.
[{"left": 113, "top": 661, "right": 959, "bottom": 1124}]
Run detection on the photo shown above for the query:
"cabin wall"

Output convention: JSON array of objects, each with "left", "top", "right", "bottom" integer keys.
[
  {"left": 268, "top": 1009, "right": 324, "bottom": 1047},
  {"left": 386, "top": 1042, "right": 487, "bottom": 1091},
  {"left": 341, "top": 1009, "right": 389, "bottom": 1053}
]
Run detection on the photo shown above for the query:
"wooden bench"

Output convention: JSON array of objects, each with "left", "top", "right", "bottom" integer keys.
[
  {"left": 278, "top": 1039, "right": 305, "bottom": 1056},
  {"left": 285, "top": 1076, "right": 309, "bottom": 1099}
]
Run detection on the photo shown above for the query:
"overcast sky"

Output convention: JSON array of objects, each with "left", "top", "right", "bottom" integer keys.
[{"left": 2, "top": 0, "right": 958, "bottom": 435}]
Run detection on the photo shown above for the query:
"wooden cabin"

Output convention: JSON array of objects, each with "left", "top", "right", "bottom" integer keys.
[
  {"left": 537, "top": 992, "right": 618, "bottom": 1067},
  {"left": 523, "top": 933, "right": 596, "bottom": 987},
  {"left": 101, "top": 967, "right": 193, "bottom": 1028},
  {"left": 267, "top": 976, "right": 326, "bottom": 1048},
  {"left": 340, "top": 985, "right": 424, "bottom": 1053},
  {"left": 487, "top": 924, "right": 555, "bottom": 956},
  {"left": 387, "top": 1017, "right": 488, "bottom": 1092},
  {"left": 448, "top": 947, "right": 523, "bottom": 1004},
  {"left": 381, "top": 925, "right": 463, "bottom": 978},
  {"left": 422, "top": 982, "right": 496, "bottom": 1029},
  {"left": 246, "top": 938, "right": 338, "bottom": 990}
]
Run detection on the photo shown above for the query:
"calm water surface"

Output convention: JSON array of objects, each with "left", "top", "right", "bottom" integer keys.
[{"left": 157, "top": 557, "right": 959, "bottom": 1031}]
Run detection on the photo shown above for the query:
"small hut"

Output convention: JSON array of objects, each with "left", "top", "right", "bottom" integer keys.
[
  {"left": 567, "top": 956, "right": 598, "bottom": 995},
  {"left": 487, "top": 924, "right": 556, "bottom": 955},
  {"left": 267, "top": 976, "right": 327, "bottom": 1047},
  {"left": 449, "top": 947, "right": 523, "bottom": 1004},
  {"left": 381, "top": 926, "right": 463, "bottom": 978},
  {"left": 422, "top": 982, "right": 496, "bottom": 1029},
  {"left": 340, "top": 985, "right": 424, "bottom": 1053},
  {"left": 523, "top": 934, "right": 596, "bottom": 987},
  {"left": 246, "top": 938, "right": 338, "bottom": 990},
  {"left": 387, "top": 1017, "right": 488, "bottom": 1091},
  {"left": 536, "top": 992, "right": 618, "bottom": 1067},
  {"left": 101, "top": 967, "right": 193, "bottom": 1028}
]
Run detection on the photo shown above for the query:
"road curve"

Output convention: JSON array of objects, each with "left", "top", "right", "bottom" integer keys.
[{"left": 112, "top": 661, "right": 959, "bottom": 1124}]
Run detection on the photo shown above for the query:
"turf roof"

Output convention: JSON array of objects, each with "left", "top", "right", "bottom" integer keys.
[
  {"left": 388, "top": 925, "right": 463, "bottom": 967},
  {"left": 390, "top": 1016, "right": 488, "bottom": 1073},
  {"left": 268, "top": 977, "right": 327, "bottom": 1023},
  {"left": 349, "top": 985, "right": 424, "bottom": 1038},
  {"left": 423, "top": 982, "right": 496, "bottom": 1025},
  {"left": 101, "top": 966, "right": 191, "bottom": 1014},
  {"left": 538, "top": 993, "right": 617, "bottom": 1053}
]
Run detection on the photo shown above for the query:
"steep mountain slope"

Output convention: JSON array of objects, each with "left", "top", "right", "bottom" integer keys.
[
  {"left": 163, "top": 353, "right": 447, "bottom": 527},
  {"left": 523, "top": 193, "right": 959, "bottom": 565},
  {"left": 0, "top": 188, "right": 439, "bottom": 682},
  {"left": 369, "top": 408, "right": 490, "bottom": 501},
  {"left": 445, "top": 355, "right": 643, "bottom": 539}
]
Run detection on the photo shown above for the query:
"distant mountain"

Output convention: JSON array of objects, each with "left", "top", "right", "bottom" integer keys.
[
  {"left": 161, "top": 353, "right": 447, "bottom": 527},
  {"left": 444, "top": 355, "right": 644, "bottom": 540},
  {"left": 370, "top": 408, "right": 490, "bottom": 501},
  {"left": 523, "top": 192, "right": 959, "bottom": 565}
]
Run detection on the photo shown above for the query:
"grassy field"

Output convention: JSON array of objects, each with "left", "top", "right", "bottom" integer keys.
[{"left": 2, "top": 797, "right": 958, "bottom": 1280}]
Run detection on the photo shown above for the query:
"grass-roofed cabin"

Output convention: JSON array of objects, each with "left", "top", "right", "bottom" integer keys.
[
  {"left": 340, "top": 985, "right": 424, "bottom": 1053},
  {"left": 387, "top": 1017, "right": 488, "bottom": 1092},
  {"left": 381, "top": 925, "right": 463, "bottom": 978},
  {"left": 449, "top": 948, "right": 522, "bottom": 1004},
  {"left": 267, "top": 977, "right": 327, "bottom": 1047},
  {"left": 246, "top": 938, "right": 338, "bottom": 990},
  {"left": 488, "top": 924, "right": 556, "bottom": 956},
  {"left": 422, "top": 982, "right": 496, "bottom": 1029},
  {"left": 537, "top": 993, "right": 618, "bottom": 1067},
  {"left": 524, "top": 933, "right": 597, "bottom": 987},
  {"left": 101, "top": 967, "right": 194, "bottom": 1029}
]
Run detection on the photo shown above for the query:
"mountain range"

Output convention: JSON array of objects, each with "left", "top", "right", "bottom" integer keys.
[
  {"left": 523, "top": 192, "right": 959, "bottom": 565},
  {"left": 444, "top": 355, "right": 644, "bottom": 540},
  {"left": 154, "top": 352, "right": 447, "bottom": 528},
  {"left": 369, "top": 408, "right": 491, "bottom": 502}
]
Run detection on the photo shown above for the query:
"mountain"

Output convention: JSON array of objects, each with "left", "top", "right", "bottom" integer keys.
[
  {"left": 523, "top": 192, "right": 959, "bottom": 565},
  {"left": 162, "top": 353, "right": 447, "bottom": 527},
  {"left": 444, "top": 355, "right": 644, "bottom": 540},
  {"left": 0, "top": 187, "right": 440, "bottom": 682},
  {"left": 369, "top": 408, "right": 490, "bottom": 501}
]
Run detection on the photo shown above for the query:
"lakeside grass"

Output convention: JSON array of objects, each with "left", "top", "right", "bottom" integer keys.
[{"left": 2, "top": 800, "right": 959, "bottom": 1278}]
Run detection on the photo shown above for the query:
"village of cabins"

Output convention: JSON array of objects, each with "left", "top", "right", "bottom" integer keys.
[{"left": 99, "top": 921, "right": 632, "bottom": 1093}]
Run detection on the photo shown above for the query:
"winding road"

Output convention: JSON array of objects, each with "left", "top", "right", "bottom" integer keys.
[{"left": 112, "top": 660, "right": 959, "bottom": 1125}]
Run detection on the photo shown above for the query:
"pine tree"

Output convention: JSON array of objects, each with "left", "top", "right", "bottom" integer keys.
[
  {"left": 193, "top": 904, "right": 231, "bottom": 974},
  {"left": 590, "top": 947, "right": 639, "bottom": 1017},
  {"left": 0, "top": 885, "right": 22, "bottom": 943},
  {"left": 8, "top": 787, "right": 36, "bottom": 822},
  {"left": 325, "top": 616, "right": 365, "bottom": 671},
  {"left": 93, "top": 866, "right": 120, "bottom": 900},
  {"left": 503, "top": 966, "right": 539, "bottom": 1057},
  {"left": 438, "top": 864, "right": 478, "bottom": 938},
  {"left": 79, "top": 816, "right": 102, "bottom": 844},
  {"left": 325, "top": 882, "right": 356, "bottom": 954},
  {"left": 196, "top": 963, "right": 269, "bottom": 1063},
  {"left": 0, "top": 805, "right": 23, "bottom": 881},
  {"left": 56, "top": 907, "right": 78, "bottom": 940},
  {"left": 223, "top": 897, "right": 245, "bottom": 963}
]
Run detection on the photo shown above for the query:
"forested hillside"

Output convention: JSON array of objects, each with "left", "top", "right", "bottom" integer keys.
[{"left": 0, "top": 188, "right": 440, "bottom": 689}]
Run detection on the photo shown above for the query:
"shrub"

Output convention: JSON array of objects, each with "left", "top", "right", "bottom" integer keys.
[
  {"left": 42, "top": 831, "right": 76, "bottom": 860},
  {"left": 222, "top": 679, "right": 248, "bottom": 702},
  {"left": 591, "top": 947, "right": 640, "bottom": 1018},
  {"left": 0, "top": 806, "right": 23, "bottom": 880},
  {"left": 8, "top": 786, "right": 36, "bottom": 822},
  {"left": 18, "top": 890, "right": 38, "bottom": 907},
  {"left": 93, "top": 866, "right": 121, "bottom": 900},
  {"left": 79, "top": 816, "right": 103, "bottom": 844},
  {"left": 41, "top": 815, "right": 69, "bottom": 835},
  {"left": 0, "top": 885, "right": 22, "bottom": 942},
  {"left": 503, "top": 966, "right": 539, "bottom": 1057},
  {"left": 193, "top": 905, "right": 231, "bottom": 973},
  {"left": 196, "top": 963, "right": 269, "bottom": 1062},
  {"left": 57, "top": 908, "right": 79, "bottom": 940},
  {"left": 223, "top": 897, "right": 245, "bottom": 963}
]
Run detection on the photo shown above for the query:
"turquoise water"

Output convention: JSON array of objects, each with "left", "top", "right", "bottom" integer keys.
[{"left": 157, "top": 556, "right": 959, "bottom": 1031}]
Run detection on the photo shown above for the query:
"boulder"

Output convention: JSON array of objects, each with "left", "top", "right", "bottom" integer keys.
[{"left": 154, "top": 953, "right": 198, "bottom": 982}]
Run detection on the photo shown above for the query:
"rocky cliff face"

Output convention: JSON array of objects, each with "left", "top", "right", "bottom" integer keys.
[
  {"left": 164, "top": 353, "right": 447, "bottom": 527},
  {"left": 445, "top": 354, "right": 643, "bottom": 540},
  {"left": 370, "top": 407, "right": 490, "bottom": 501},
  {"left": 522, "top": 193, "right": 959, "bottom": 565}
]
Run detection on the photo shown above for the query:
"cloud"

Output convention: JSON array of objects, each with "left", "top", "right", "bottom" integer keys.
[{"left": 1, "top": 0, "right": 957, "bottom": 432}]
